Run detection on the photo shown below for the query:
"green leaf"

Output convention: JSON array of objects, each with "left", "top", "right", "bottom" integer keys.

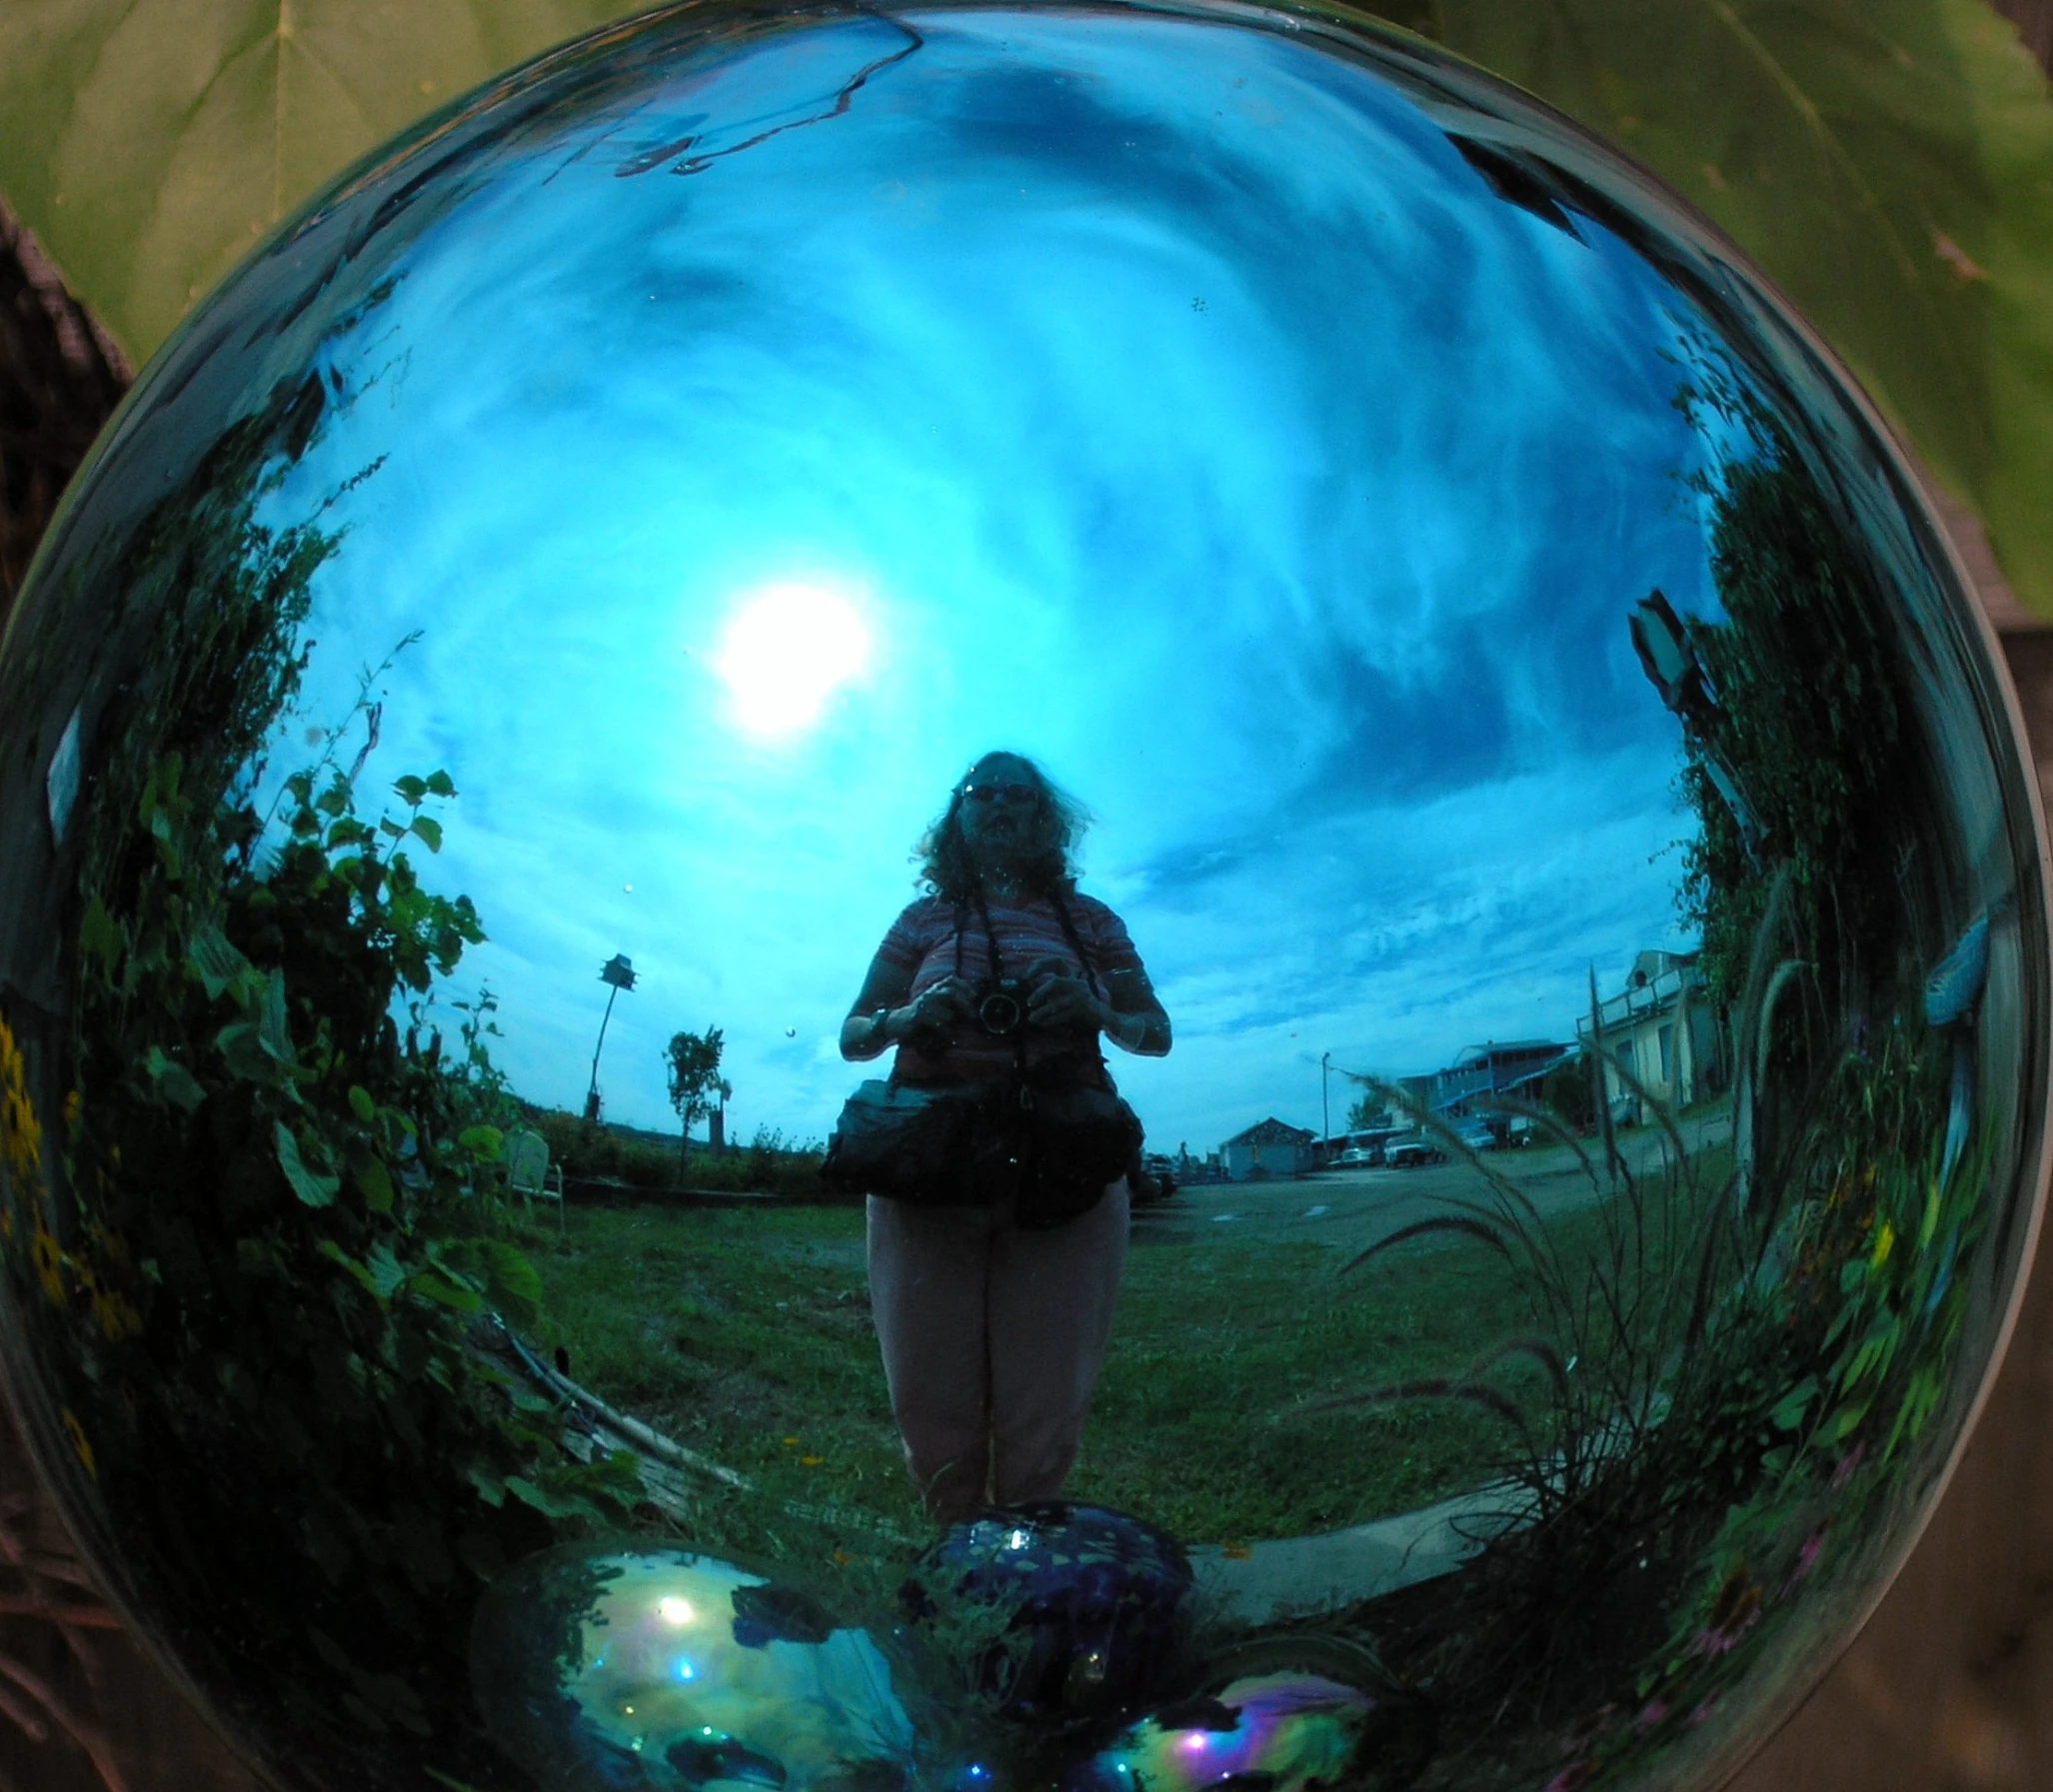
[
  {"left": 365, "top": 1241, "right": 407, "bottom": 1299},
  {"left": 215, "top": 1020, "right": 280, "bottom": 1084},
  {"left": 392, "top": 776, "right": 429, "bottom": 807},
  {"left": 143, "top": 1045, "right": 208, "bottom": 1113},
  {"left": 425, "top": 770, "right": 458, "bottom": 797},
  {"left": 0, "top": 0, "right": 649, "bottom": 363},
  {"left": 456, "top": 1123, "right": 502, "bottom": 1161},
  {"left": 255, "top": 968, "right": 297, "bottom": 1065},
  {"left": 409, "top": 815, "right": 444, "bottom": 853},
  {"left": 346, "top": 1084, "right": 377, "bottom": 1124},
  {"left": 504, "top": 1474, "right": 593, "bottom": 1520},
  {"left": 1420, "top": 0, "right": 2053, "bottom": 614},
  {"left": 317, "top": 1238, "right": 377, "bottom": 1294},
  {"left": 475, "top": 1237, "right": 541, "bottom": 1321},
  {"left": 354, "top": 1154, "right": 396, "bottom": 1215},
  {"left": 276, "top": 1122, "right": 341, "bottom": 1207},
  {"left": 1768, "top": 1373, "right": 1821, "bottom": 1431},
  {"left": 1825, "top": 1397, "right": 1873, "bottom": 1440},
  {"left": 186, "top": 918, "right": 250, "bottom": 999},
  {"left": 322, "top": 1237, "right": 407, "bottom": 1301},
  {"left": 79, "top": 896, "right": 121, "bottom": 973},
  {"left": 214, "top": 971, "right": 299, "bottom": 1082},
  {"left": 409, "top": 1270, "right": 483, "bottom": 1313}
]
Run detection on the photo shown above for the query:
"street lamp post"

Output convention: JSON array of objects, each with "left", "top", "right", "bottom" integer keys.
[
  {"left": 584, "top": 952, "right": 638, "bottom": 1122},
  {"left": 1321, "top": 1050, "right": 1331, "bottom": 1146}
]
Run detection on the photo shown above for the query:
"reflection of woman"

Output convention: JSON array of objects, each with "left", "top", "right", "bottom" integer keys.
[{"left": 840, "top": 752, "right": 1171, "bottom": 1523}]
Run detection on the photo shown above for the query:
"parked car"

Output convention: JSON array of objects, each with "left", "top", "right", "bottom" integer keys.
[
  {"left": 1334, "top": 1145, "right": 1378, "bottom": 1167},
  {"left": 1455, "top": 1124, "right": 1498, "bottom": 1154},
  {"left": 1131, "top": 1153, "right": 1179, "bottom": 1206},
  {"left": 1383, "top": 1131, "right": 1439, "bottom": 1168}
]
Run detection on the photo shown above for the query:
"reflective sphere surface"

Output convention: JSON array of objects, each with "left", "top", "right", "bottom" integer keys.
[{"left": 0, "top": 4, "right": 2045, "bottom": 1791}]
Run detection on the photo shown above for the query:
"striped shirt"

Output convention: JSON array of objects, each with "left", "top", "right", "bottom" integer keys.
[{"left": 872, "top": 890, "right": 1151, "bottom": 1083}]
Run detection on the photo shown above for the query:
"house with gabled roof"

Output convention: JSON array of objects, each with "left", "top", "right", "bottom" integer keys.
[
  {"left": 1431, "top": 1039, "right": 1575, "bottom": 1122},
  {"left": 1219, "top": 1116, "right": 1317, "bottom": 1181}
]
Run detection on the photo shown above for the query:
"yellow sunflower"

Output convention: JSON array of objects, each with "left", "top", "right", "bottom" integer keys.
[
  {"left": 60, "top": 1408, "right": 96, "bottom": 1477},
  {"left": 92, "top": 1286, "right": 143, "bottom": 1343},
  {"left": 30, "top": 1219, "right": 64, "bottom": 1306},
  {"left": 0, "top": 1016, "right": 43, "bottom": 1184}
]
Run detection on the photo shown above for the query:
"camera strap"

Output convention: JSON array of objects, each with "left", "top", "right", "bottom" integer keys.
[
  {"left": 955, "top": 883, "right": 1110, "bottom": 1115},
  {"left": 962, "top": 888, "right": 1032, "bottom": 1109}
]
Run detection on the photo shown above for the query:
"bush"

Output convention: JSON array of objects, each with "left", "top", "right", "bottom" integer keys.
[
  {"left": 524, "top": 1110, "right": 831, "bottom": 1201},
  {"left": 0, "top": 375, "right": 645, "bottom": 1792}
]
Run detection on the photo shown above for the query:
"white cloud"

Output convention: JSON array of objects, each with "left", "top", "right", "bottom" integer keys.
[{"left": 260, "top": 6, "right": 1720, "bottom": 1144}]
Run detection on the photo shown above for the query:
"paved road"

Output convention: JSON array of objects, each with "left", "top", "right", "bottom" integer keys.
[{"left": 1132, "top": 1107, "right": 1733, "bottom": 1255}]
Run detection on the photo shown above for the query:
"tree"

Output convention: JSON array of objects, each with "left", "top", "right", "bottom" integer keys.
[
  {"left": 1538, "top": 1054, "right": 1596, "bottom": 1130},
  {"left": 1345, "top": 1091, "right": 1391, "bottom": 1132},
  {"left": 664, "top": 1027, "right": 730, "bottom": 1165},
  {"left": 1671, "top": 383, "right": 1937, "bottom": 1016}
]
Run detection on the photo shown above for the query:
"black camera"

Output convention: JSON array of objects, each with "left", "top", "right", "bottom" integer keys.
[{"left": 976, "top": 977, "right": 1028, "bottom": 1036}]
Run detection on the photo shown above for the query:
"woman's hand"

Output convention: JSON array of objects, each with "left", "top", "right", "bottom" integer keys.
[
  {"left": 1026, "top": 964, "right": 1112, "bottom": 1033},
  {"left": 1023, "top": 960, "right": 1170, "bottom": 1055},
  {"left": 840, "top": 960, "right": 977, "bottom": 1061},
  {"left": 907, "top": 975, "right": 979, "bottom": 1035}
]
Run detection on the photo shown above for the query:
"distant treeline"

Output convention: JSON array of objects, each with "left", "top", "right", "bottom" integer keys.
[{"left": 523, "top": 1108, "right": 835, "bottom": 1202}]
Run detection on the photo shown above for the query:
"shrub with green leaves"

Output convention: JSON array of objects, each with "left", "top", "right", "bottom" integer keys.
[{"left": 3, "top": 375, "right": 651, "bottom": 1790}]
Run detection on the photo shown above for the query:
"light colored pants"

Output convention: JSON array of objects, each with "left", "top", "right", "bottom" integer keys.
[{"left": 866, "top": 1182, "right": 1129, "bottom": 1523}]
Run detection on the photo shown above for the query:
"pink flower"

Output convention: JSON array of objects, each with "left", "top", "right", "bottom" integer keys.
[
  {"left": 1687, "top": 1574, "right": 1762, "bottom": 1657},
  {"left": 1830, "top": 1445, "right": 1866, "bottom": 1489},
  {"left": 1633, "top": 1700, "right": 1670, "bottom": 1730},
  {"left": 1780, "top": 1528, "right": 1826, "bottom": 1594}
]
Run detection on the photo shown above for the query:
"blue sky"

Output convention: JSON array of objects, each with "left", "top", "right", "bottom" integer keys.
[{"left": 261, "top": 6, "right": 1722, "bottom": 1150}]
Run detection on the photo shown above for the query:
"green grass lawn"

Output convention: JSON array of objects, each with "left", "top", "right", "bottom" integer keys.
[{"left": 511, "top": 1151, "right": 1723, "bottom": 1546}]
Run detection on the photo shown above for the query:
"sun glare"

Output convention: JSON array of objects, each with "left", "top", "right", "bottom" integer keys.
[{"left": 712, "top": 581, "right": 873, "bottom": 740}]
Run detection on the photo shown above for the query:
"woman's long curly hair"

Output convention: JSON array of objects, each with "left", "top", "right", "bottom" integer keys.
[{"left": 916, "top": 754, "right": 1092, "bottom": 903}]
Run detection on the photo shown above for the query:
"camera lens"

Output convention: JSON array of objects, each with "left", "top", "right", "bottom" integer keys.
[{"left": 977, "top": 986, "right": 1024, "bottom": 1036}]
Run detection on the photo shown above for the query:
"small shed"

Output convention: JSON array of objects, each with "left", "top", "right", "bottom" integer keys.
[{"left": 1220, "top": 1117, "right": 1317, "bottom": 1181}]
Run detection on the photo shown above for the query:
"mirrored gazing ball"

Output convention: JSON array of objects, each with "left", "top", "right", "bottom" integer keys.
[
  {"left": 1067, "top": 1672, "right": 1378, "bottom": 1792},
  {"left": 469, "top": 1544, "right": 914, "bottom": 1792},
  {"left": 901, "top": 1503, "right": 1192, "bottom": 1720},
  {"left": 0, "top": 4, "right": 2045, "bottom": 1792}
]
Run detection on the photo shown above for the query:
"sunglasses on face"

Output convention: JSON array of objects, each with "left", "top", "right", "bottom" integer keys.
[{"left": 961, "top": 782, "right": 1039, "bottom": 808}]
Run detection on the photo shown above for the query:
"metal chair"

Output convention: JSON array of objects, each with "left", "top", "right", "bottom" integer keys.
[{"left": 505, "top": 1127, "right": 565, "bottom": 1230}]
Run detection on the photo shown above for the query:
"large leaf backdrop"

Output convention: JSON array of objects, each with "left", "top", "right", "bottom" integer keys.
[{"left": 2, "top": 0, "right": 2051, "bottom": 610}]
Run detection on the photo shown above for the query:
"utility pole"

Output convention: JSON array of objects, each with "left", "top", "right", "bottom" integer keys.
[{"left": 1321, "top": 1050, "right": 1331, "bottom": 1144}]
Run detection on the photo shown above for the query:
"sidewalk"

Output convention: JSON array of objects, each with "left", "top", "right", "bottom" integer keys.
[{"left": 1185, "top": 1477, "right": 1539, "bottom": 1625}]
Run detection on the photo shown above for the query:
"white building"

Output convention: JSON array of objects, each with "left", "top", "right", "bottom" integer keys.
[
  {"left": 1219, "top": 1117, "right": 1317, "bottom": 1181},
  {"left": 1575, "top": 950, "right": 1725, "bottom": 1124}
]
